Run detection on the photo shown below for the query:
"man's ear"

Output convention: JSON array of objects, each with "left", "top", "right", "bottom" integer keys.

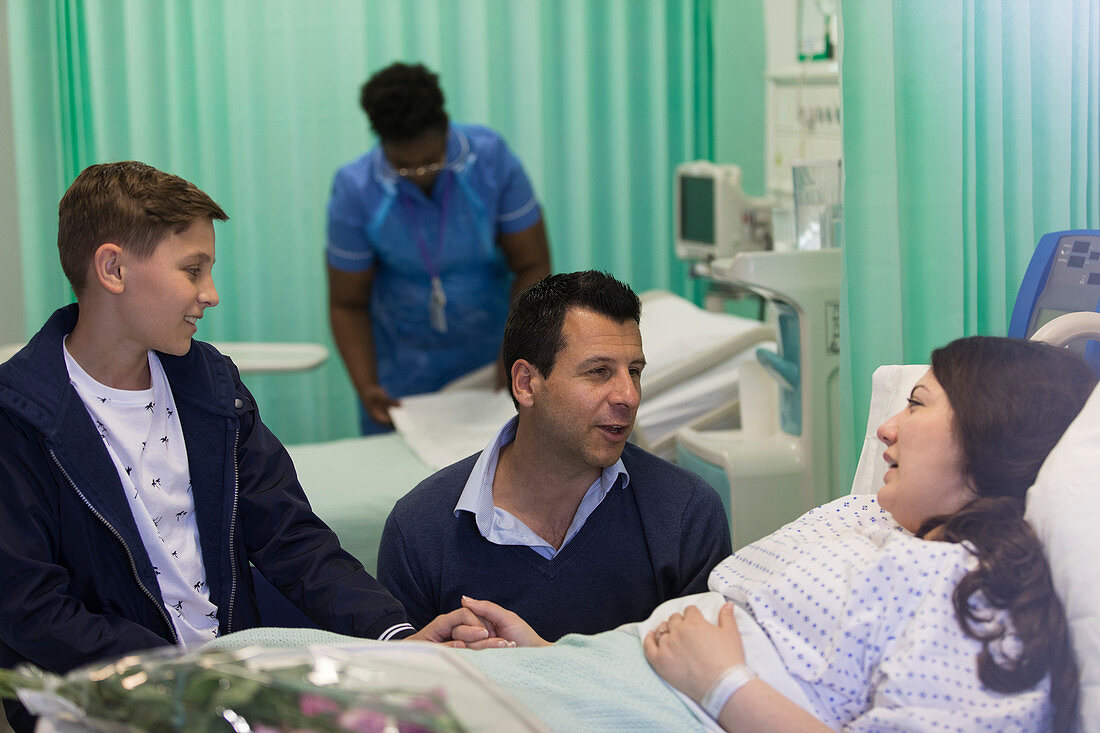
[
  {"left": 512, "top": 359, "right": 540, "bottom": 409},
  {"left": 92, "top": 243, "right": 126, "bottom": 294}
]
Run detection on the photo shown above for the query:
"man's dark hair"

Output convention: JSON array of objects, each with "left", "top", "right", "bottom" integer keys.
[
  {"left": 359, "top": 62, "right": 448, "bottom": 142},
  {"left": 58, "top": 161, "right": 228, "bottom": 294},
  {"left": 501, "top": 271, "right": 641, "bottom": 404}
]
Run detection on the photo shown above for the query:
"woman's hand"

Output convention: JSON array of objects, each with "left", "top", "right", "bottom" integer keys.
[
  {"left": 643, "top": 602, "right": 746, "bottom": 703},
  {"left": 461, "top": 596, "right": 551, "bottom": 648},
  {"left": 407, "top": 606, "right": 510, "bottom": 648}
]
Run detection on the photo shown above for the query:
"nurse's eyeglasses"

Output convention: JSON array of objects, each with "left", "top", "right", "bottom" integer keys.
[{"left": 394, "top": 161, "right": 446, "bottom": 178}]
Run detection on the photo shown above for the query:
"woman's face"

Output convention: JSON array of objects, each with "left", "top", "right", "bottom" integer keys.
[{"left": 876, "top": 369, "right": 975, "bottom": 533}]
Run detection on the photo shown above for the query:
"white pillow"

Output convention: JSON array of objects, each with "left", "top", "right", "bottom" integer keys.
[
  {"left": 1025, "top": 382, "right": 1100, "bottom": 732},
  {"left": 849, "top": 365, "right": 928, "bottom": 495}
]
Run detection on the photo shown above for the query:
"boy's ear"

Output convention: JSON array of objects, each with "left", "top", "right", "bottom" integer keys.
[
  {"left": 512, "top": 359, "right": 539, "bottom": 408},
  {"left": 92, "top": 243, "right": 125, "bottom": 294}
]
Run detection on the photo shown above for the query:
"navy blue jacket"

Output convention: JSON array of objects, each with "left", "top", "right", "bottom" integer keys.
[
  {"left": 378, "top": 443, "right": 732, "bottom": 641},
  {"left": 0, "top": 306, "right": 409, "bottom": 678}
]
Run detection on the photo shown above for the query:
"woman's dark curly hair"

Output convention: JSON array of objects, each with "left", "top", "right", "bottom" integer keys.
[
  {"left": 359, "top": 62, "right": 448, "bottom": 142},
  {"left": 918, "top": 336, "right": 1096, "bottom": 731}
]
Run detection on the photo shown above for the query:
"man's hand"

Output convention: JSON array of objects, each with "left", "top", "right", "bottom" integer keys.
[
  {"left": 461, "top": 596, "right": 551, "bottom": 648},
  {"left": 362, "top": 384, "right": 400, "bottom": 426},
  {"left": 406, "top": 607, "right": 513, "bottom": 648}
]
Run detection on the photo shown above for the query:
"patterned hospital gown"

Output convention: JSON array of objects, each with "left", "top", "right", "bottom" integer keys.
[{"left": 710, "top": 494, "right": 1050, "bottom": 732}]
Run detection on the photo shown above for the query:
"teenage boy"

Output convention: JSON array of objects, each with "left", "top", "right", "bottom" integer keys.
[{"left": 0, "top": 162, "right": 492, "bottom": 732}]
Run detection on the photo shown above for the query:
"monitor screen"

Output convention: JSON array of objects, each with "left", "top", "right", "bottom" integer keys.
[
  {"left": 679, "top": 175, "right": 715, "bottom": 244},
  {"left": 1035, "top": 307, "right": 1073, "bottom": 331}
]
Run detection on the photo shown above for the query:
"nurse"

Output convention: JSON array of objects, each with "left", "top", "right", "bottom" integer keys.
[{"left": 327, "top": 62, "right": 551, "bottom": 433}]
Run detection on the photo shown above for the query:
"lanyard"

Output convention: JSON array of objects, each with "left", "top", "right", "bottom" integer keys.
[{"left": 401, "top": 175, "right": 452, "bottom": 333}]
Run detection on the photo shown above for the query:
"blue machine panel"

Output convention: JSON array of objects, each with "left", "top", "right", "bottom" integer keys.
[{"left": 1009, "top": 230, "right": 1100, "bottom": 371}]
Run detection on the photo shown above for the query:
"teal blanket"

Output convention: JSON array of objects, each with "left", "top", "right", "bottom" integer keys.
[
  {"left": 205, "top": 627, "right": 707, "bottom": 732},
  {"left": 469, "top": 629, "right": 706, "bottom": 732}
]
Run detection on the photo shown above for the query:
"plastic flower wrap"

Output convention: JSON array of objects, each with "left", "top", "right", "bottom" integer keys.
[{"left": 0, "top": 641, "right": 541, "bottom": 733}]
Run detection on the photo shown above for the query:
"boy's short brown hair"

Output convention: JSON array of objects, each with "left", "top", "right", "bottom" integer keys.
[{"left": 58, "top": 161, "right": 229, "bottom": 293}]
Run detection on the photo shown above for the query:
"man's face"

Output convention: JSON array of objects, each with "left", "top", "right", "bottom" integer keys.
[
  {"left": 383, "top": 129, "right": 448, "bottom": 191},
  {"left": 527, "top": 308, "right": 645, "bottom": 474},
  {"left": 116, "top": 218, "right": 219, "bottom": 357}
]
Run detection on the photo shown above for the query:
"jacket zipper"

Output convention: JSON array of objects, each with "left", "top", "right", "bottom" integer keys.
[
  {"left": 48, "top": 449, "right": 180, "bottom": 646},
  {"left": 226, "top": 427, "right": 240, "bottom": 634}
]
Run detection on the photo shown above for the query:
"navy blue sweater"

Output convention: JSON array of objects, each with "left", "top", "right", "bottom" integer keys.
[{"left": 377, "top": 443, "right": 732, "bottom": 641}]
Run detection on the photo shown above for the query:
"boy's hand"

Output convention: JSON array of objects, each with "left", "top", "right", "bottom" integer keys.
[
  {"left": 461, "top": 596, "right": 550, "bottom": 647},
  {"left": 406, "top": 607, "right": 512, "bottom": 648}
]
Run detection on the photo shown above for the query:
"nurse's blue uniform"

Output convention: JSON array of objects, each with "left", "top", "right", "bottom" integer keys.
[{"left": 327, "top": 123, "right": 542, "bottom": 433}]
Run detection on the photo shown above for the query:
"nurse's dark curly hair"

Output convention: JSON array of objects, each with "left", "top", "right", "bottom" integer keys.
[
  {"left": 359, "top": 62, "right": 448, "bottom": 142},
  {"left": 918, "top": 336, "right": 1096, "bottom": 731}
]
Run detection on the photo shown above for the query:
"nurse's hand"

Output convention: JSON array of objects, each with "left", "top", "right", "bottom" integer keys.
[
  {"left": 643, "top": 603, "right": 746, "bottom": 704},
  {"left": 362, "top": 384, "right": 400, "bottom": 425},
  {"left": 461, "top": 596, "right": 551, "bottom": 648}
]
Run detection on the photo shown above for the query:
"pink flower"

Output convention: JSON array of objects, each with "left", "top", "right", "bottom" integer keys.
[
  {"left": 299, "top": 692, "right": 342, "bottom": 717},
  {"left": 336, "top": 708, "right": 388, "bottom": 732},
  {"left": 405, "top": 690, "right": 445, "bottom": 715}
]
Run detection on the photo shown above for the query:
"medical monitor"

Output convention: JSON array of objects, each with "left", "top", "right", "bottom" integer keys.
[
  {"left": 1009, "top": 229, "right": 1100, "bottom": 371},
  {"left": 674, "top": 161, "right": 769, "bottom": 261}
]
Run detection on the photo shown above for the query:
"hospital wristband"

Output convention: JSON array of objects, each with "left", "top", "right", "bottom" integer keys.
[{"left": 701, "top": 664, "right": 757, "bottom": 720}]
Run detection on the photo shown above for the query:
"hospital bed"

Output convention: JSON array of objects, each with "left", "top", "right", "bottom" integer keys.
[
  {"left": 288, "top": 290, "right": 775, "bottom": 573},
  {"left": 31, "top": 338, "right": 1100, "bottom": 732},
  {"left": 294, "top": 312, "right": 1100, "bottom": 729}
]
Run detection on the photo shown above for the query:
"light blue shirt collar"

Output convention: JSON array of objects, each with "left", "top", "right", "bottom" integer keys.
[{"left": 454, "top": 416, "right": 630, "bottom": 559}]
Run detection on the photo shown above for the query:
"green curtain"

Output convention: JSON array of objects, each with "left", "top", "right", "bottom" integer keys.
[
  {"left": 712, "top": 0, "right": 765, "bottom": 196},
  {"left": 839, "top": 0, "right": 1100, "bottom": 488},
  {"left": 6, "top": 0, "right": 716, "bottom": 444}
]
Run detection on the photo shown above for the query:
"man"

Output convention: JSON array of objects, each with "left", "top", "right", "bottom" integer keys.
[
  {"left": 378, "top": 271, "right": 732, "bottom": 641},
  {"left": 327, "top": 62, "right": 550, "bottom": 434}
]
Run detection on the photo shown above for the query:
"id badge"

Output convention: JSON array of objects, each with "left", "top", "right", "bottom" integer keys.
[{"left": 429, "top": 276, "right": 448, "bottom": 333}]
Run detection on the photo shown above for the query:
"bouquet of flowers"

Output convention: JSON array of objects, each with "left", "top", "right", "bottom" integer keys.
[{"left": 0, "top": 644, "right": 472, "bottom": 733}]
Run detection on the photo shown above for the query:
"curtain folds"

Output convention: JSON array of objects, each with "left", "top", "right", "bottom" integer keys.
[
  {"left": 839, "top": 0, "right": 1100, "bottom": 487},
  {"left": 7, "top": 0, "right": 715, "bottom": 443}
]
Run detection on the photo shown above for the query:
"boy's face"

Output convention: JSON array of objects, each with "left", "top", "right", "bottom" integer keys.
[{"left": 117, "top": 218, "right": 218, "bottom": 357}]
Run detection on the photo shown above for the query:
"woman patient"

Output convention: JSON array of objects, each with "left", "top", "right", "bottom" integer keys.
[{"left": 467, "top": 336, "right": 1096, "bottom": 731}]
